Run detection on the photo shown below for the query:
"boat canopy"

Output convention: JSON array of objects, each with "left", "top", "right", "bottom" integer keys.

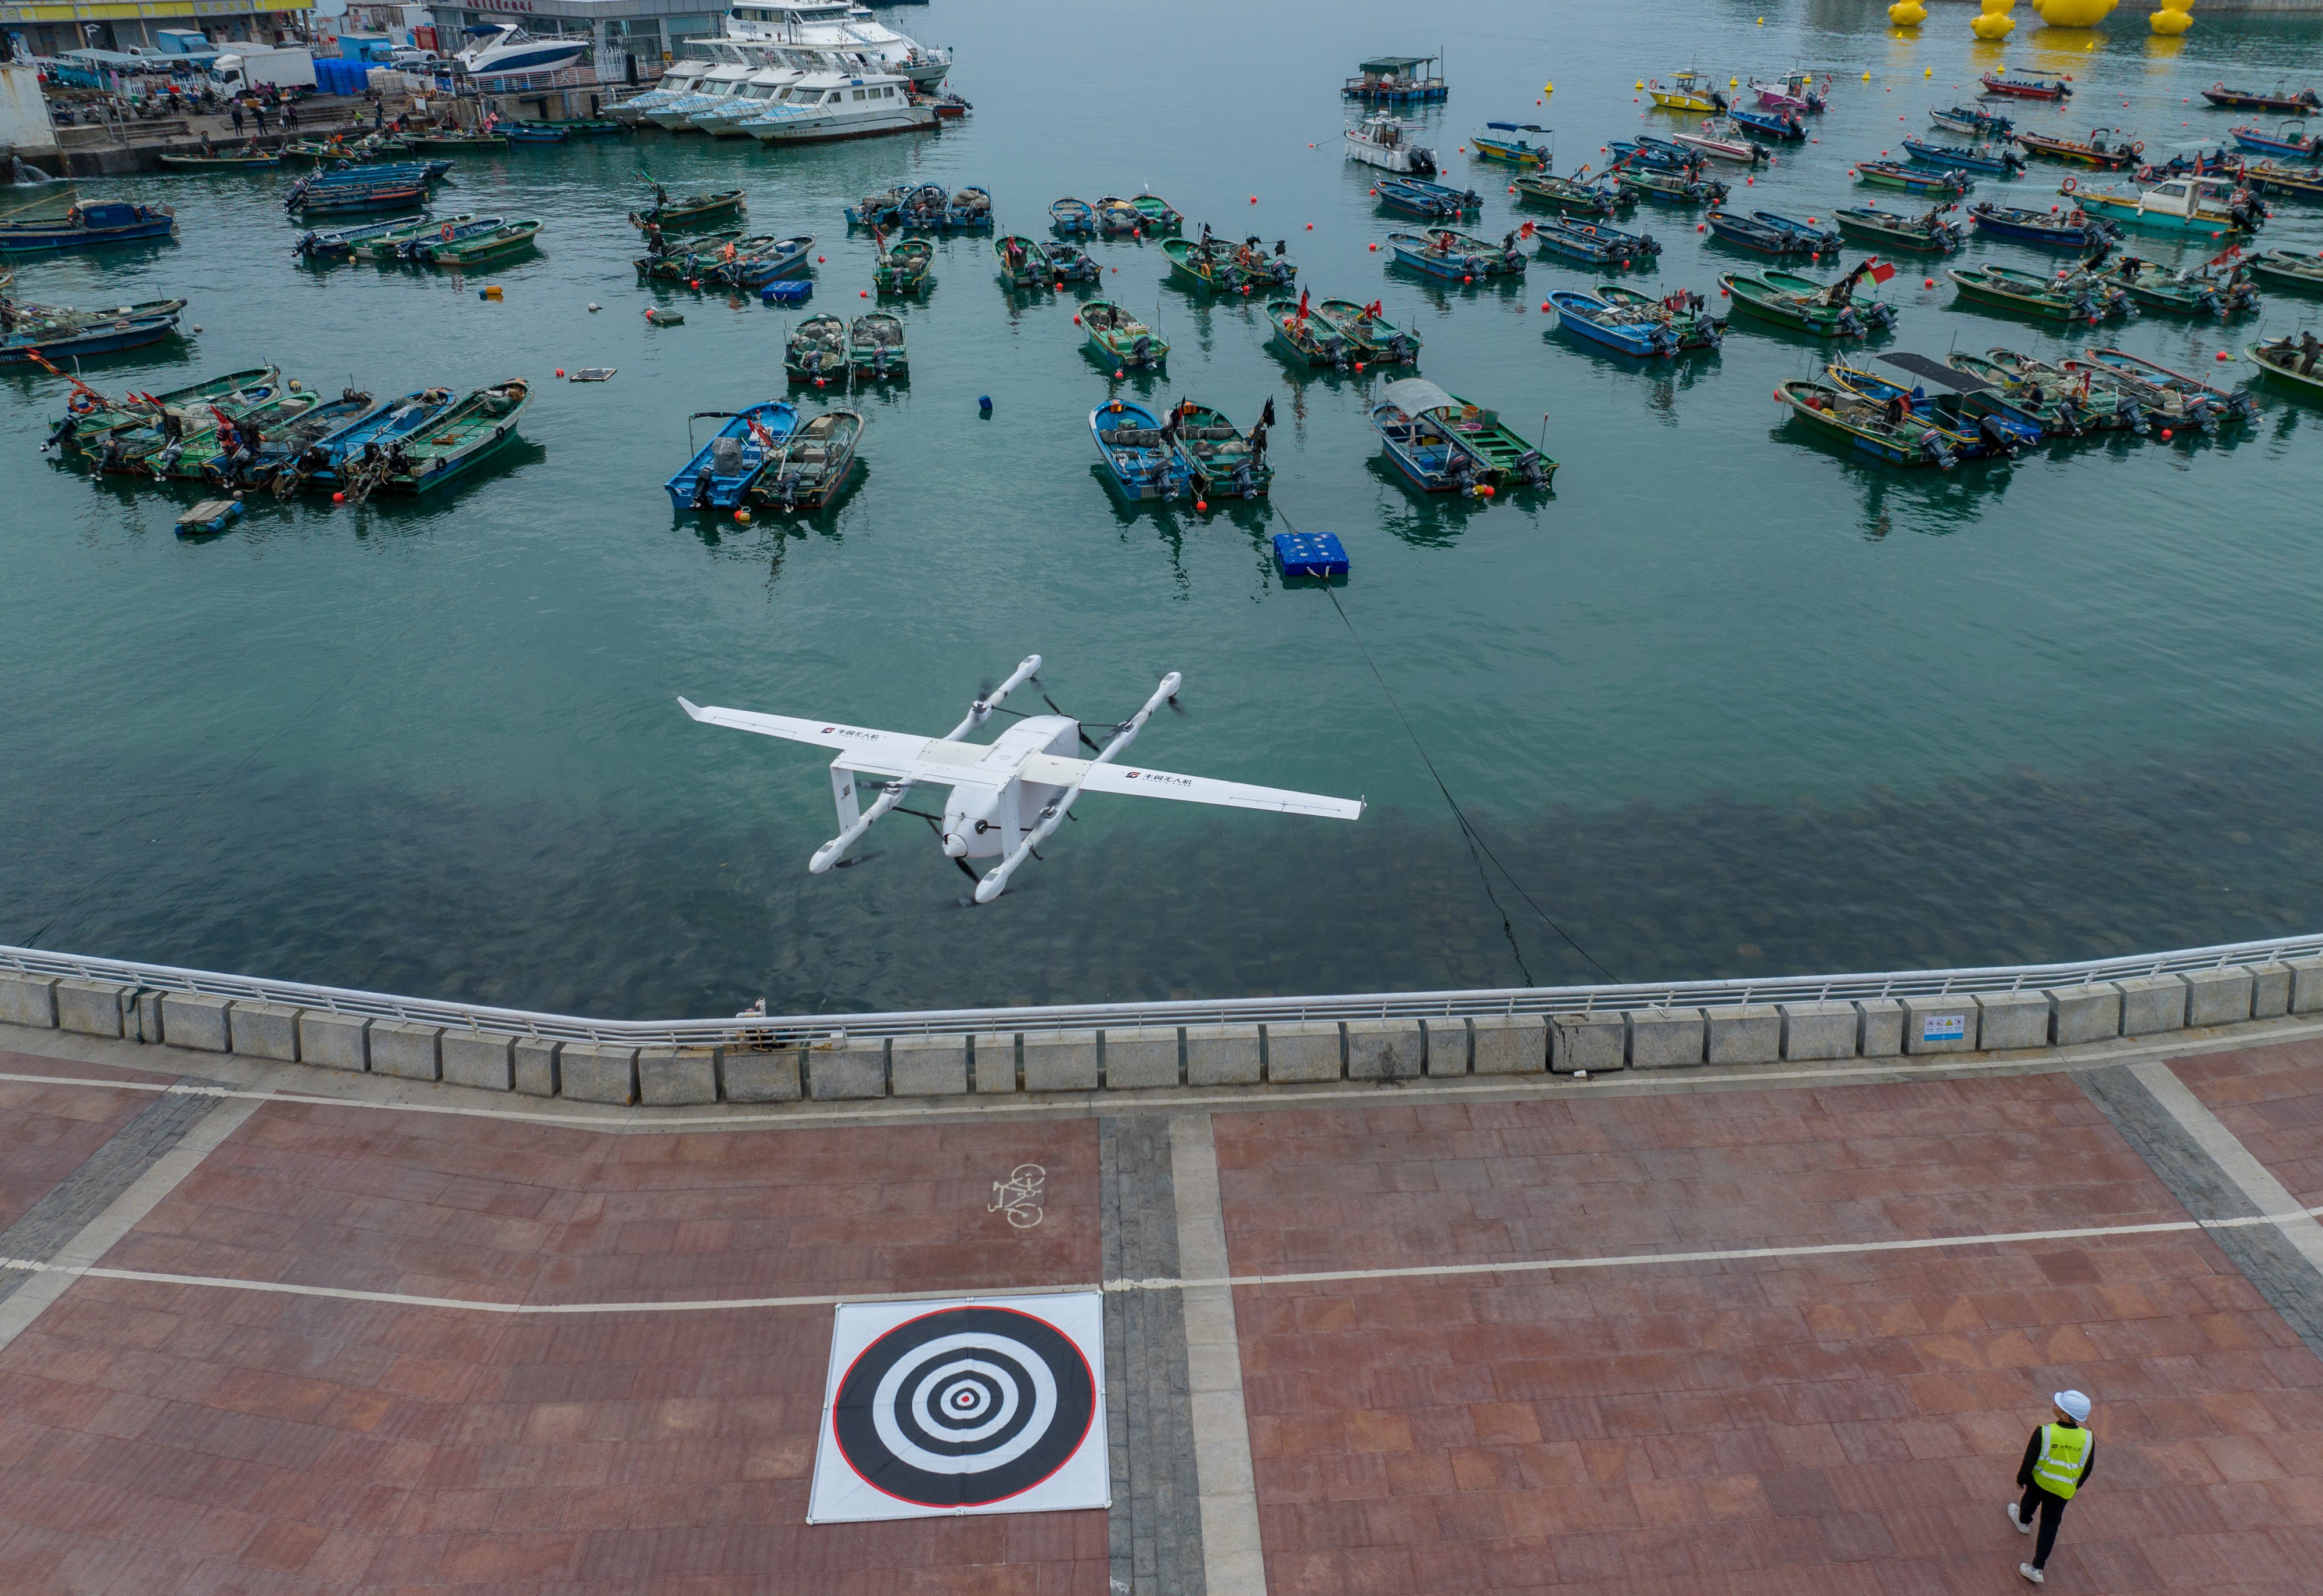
[
  {"left": 1486, "top": 121, "right": 1548, "bottom": 134},
  {"left": 1382, "top": 377, "right": 1458, "bottom": 415},
  {"left": 1876, "top": 351, "right": 1993, "bottom": 395},
  {"left": 1360, "top": 56, "right": 1436, "bottom": 74}
]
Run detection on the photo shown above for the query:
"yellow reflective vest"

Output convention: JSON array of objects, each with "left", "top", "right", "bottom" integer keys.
[{"left": 2032, "top": 1422, "right": 2092, "bottom": 1500}]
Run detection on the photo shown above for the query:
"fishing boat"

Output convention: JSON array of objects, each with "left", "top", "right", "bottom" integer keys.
[
  {"left": 1968, "top": 347, "right": 2151, "bottom": 434},
  {"left": 1720, "top": 269, "right": 1897, "bottom": 337},
  {"left": 0, "top": 200, "right": 176, "bottom": 256},
  {"left": 1967, "top": 201, "right": 2116, "bottom": 248},
  {"left": 2249, "top": 247, "right": 2323, "bottom": 292},
  {"left": 2228, "top": 120, "right": 2323, "bottom": 160},
  {"left": 537, "top": 119, "right": 625, "bottom": 136},
  {"left": 1090, "top": 397, "right": 1191, "bottom": 501},
  {"left": 1979, "top": 73, "right": 2072, "bottom": 102},
  {"left": 1512, "top": 170, "right": 1626, "bottom": 217},
  {"left": 1163, "top": 235, "right": 1297, "bottom": 293},
  {"left": 1376, "top": 176, "right": 1485, "bottom": 218},
  {"left": 1751, "top": 70, "right": 1826, "bottom": 114},
  {"left": 638, "top": 232, "right": 777, "bottom": 284},
  {"left": 371, "top": 377, "right": 531, "bottom": 495},
  {"left": 1645, "top": 71, "right": 1727, "bottom": 114},
  {"left": 1546, "top": 288, "right": 1680, "bottom": 356},
  {"left": 785, "top": 314, "right": 848, "bottom": 382},
  {"left": 95, "top": 387, "right": 323, "bottom": 476},
  {"left": 1372, "top": 378, "right": 1552, "bottom": 493},
  {"left": 1705, "top": 209, "right": 1836, "bottom": 257},
  {"left": 2065, "top": 174, "right": 2263, "bottom": 237},
  {"left": 1470, "top": 122, "right": 1552, "bottom": 166},
  {"left": 717, "top": 235, "right": 813, "bottom": 287},
  {"left": 948, "top": 187, "right": 997, "bottom": 230},
  {"left": 1825, "top": 362, "right": 2042, "bottom": 457},
  {"left": 893, "top": 183, "right": 950, "bottom": 228},
  {"left": 286, "top": 174, "right": 427, "bottom": 216},
  {"left": 1533, "top": 218, "right": 1659, "bottom": 267},
  {"left": 1608, "top": 136, "right": 1699, "bottom": 172},
  {"left": 158, "top": 149, "right": 281, "bottom": 171},
  {"left": 48, "top": 365, "right": 282, "bottom": 453},
  {"left": 995, "top": 234, "right": 1056, "bottom": 288},
  {"left": 927, "top": 93, "right": 973, "bottom": 120},
  {"left": 873, "top": 237, "right": 934, "bottom": 296},
  {"left": 754, "top": 407, "right": 863, "bottom": 510},
  {"left": 1315, "top": 298, "right": 1421, "bottom": 364},
  {"left": 2239, "top": 161, "right": 2323, "bottom": 203},
  {"left": 1615, "top": 165, "right": 1728, "bottom": 206},
  {"left": 402, "top": 131, "right": 509, "bottom": 153},
  {"left": 2095, "top": 257, "right": 2260, "bottom": 318},
  {"left": 2, "top": 307, "right": 182, "bottom": 365},
  {"left": 1050, "top": 197, "right": 1098, "bottom": 235},
  {"left": 1903, "top": 138, "right": 2025, "bottom": 176},
  {"left": 1596, "top": 283, "right": 1724, "bottom": 350},
  {"left": 1129, "top": 195, "right": 1182, "bottom": 235},
  {"left": 504, "top": 124, "right": 570, "bottom": 144},
  {"left": 1344, "top": 111, "right": 1439, "bottom": 176},
  {"left": 1946, "top": 264, "right": 2130, "bottom": 323},
  {"left": 297, "top": 386, "right": 460, "bottom": 492},
  {"left": 1869, "top": 351, "right": 2074, "bottom": 439},
  {"left": 1267, "top": 300, "right": 1357, "bottom": 367},
  {"left": 1729, "top": 105, "right": 1806, "bottom": 142},
  {"left": 283, "top": 134, "right": 411, "bottom": 163},
  {"left": 1854, "top": 161, "right": 1972, "bottom": 197},
  {"left": 1164, "top": 399, "right": 1271, "bottom": 499},
  {"left": 2081, "top": 345, "right": 2258, "bottom": 424},
  {"left": 2246, "top": 336, "right": 2323, "bottom": 401},
  {"left": 2015, "top": 128, "right": 2142, "bottom": 170},
  {"left": 2201, "top": 83, "right": 2321, "bottom": 114},
  {"left": 204, "top": 392, "right": 379, "bottom": 491},
  {"left": 665, "top": 399, "right": 797, "bottom": 511},
  {"left": 848, "top": 311, "right": 908, "bottom": 379},
  {"left": 1094, "top": 196, "right": 1143, "bottom": 236},
  {"left": 1386, "top": 228, "right": 1527, "bottom": 278},
  {"left": 847, "top": 185, "right": 910, "bottom": 226},
  {"left": 294, "top": 214, "right": 443, "bottom": 261},
  {"left": 631, "top": 190, "right": 746, "bottom": 230},
  {"left": 1772, "top": 378, "right": 1961, "bottom": 467},
  {"left": 417, "top": 218, "right": 542, "bottom": 268},
  {"left": 1931, "top": 105, "right": 2013, "bottom": 137},
  {"left": 1045, "top": 240, "right": 1101, "bottom": 283},
  {"left": 1671, "top": 123, "right": 1770, "bottom": 165},
  {"left": 1834, "top": 203, "right": 1966, "bottom": 253},
  {"left": 1082, "top": 301, "right": 1167, "bottom": 369}
]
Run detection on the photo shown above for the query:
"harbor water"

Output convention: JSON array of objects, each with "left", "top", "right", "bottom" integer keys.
[{"left": 5, "top": 0, "right": 2323, "bottom": 1017}]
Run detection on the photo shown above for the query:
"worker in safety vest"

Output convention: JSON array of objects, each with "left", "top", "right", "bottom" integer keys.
[{"left": 2008, "top": 1389, "right": 2094, "bottom": 1584}]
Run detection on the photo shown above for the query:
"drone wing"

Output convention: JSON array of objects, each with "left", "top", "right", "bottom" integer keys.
[
  {"left": 1019, "top": 754, "right": 1362, "bottom": 820},
  {"left": 676, "top": 698, "right": 929, "bottom": 774}
]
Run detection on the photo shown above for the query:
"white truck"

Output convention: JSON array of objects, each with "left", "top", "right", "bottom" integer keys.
[{"left": 209, "top": 45, "right": 317, "bottom": 96}]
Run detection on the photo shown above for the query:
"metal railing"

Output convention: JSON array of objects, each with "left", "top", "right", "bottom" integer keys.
[{"left": 4, "top": 934, "right": 2319, "bottom": 1050}]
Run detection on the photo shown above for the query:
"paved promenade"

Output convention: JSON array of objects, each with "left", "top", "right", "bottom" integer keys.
[{"left": 1, "top": 1025, "right": 2320, "bottom": 1593}]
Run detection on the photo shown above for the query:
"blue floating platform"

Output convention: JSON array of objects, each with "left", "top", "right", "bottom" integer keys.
[
  {"left": 1272, "top": 531, "right": 1347, "bottom": 578},
  {"left": 761, "top": 279, "right": 813, "bottom": 305}
]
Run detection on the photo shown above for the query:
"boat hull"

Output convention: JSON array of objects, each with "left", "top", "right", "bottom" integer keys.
[
  {"left": 2247, "top": 341, "right": 2323, "bottom": 399},
  {"left": 744, "top": 108, "right": 936, "bottom": 143},
  {"left": 1, "top": 314, "right": 179, "bottom": 364}
]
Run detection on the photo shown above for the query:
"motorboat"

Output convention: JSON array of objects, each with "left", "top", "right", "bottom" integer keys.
[
  {"left": 1345, "top": 111, "right": 1437, "bottom": 176},
  {"left": 740, "top": 70, "right": 934, "bottom": 143},
  {"left": 453, "top": 23, "right": 589, "bottom": 78},
  {"left": 607, "top": 53, "right": 711, "bottom": 123},
  {"left": 651, "top": 53, "right": 760, "bottom": 128},
  {"left": 691, "top": 62, "right": 808, "bottom": 134},
  {"left": 722, "top": 0, "right": 951, "bottom": 88}
]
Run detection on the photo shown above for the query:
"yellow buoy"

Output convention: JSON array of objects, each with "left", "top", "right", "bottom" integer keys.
[
  {"left": 1542, "top": 82, "right": 1554, "bottom": 95},
  {"left": 1635, "top": 80, "right": 1646, "bottom": 90},
  {"left": 1862, "top": 70, "right": 1873, "bottom": 81}
]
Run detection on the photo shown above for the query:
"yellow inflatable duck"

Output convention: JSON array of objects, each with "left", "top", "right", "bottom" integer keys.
[
  {"left": 1888, "top": 1, "right": 1927, "bottom": 24},
  {"left": 2151, "top": 0, "right": 2192, "bottom": 34},
  {"left": 1972, "top": 0, "right": 2016, "bottom": 39}
]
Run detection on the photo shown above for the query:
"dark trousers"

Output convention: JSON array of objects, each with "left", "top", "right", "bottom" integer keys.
[{"left": 2018, "top": 1483, "right": 2067, "bottom": 1568}]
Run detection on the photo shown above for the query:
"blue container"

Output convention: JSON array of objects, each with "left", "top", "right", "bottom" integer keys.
[
  {"left": 1271, "top": 531, "right": 1348, "bottom": 577},
  {"left": 761, "top": 279, "right": 813, "bottom": 305}
]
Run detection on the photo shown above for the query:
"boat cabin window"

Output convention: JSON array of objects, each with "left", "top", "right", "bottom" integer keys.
[{"left": 2158, "top": 183, "right": 2187, "bottom": 197}]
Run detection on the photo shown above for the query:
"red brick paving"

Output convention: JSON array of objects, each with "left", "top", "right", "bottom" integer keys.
[
  {"left": 2173, "top": 1040, "right": 2323, "bottom": 1207},
  {"left": 1214, "top": 1072, "right": 2323, "bottom": 1595},
  {"left": 0, "top": 1101, "right": 1107, "bottom": 1594},
  {"left": 0, "top": 1051, "right": 179, "bottom": 1234}
]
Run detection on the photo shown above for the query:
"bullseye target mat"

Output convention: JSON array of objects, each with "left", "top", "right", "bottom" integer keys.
[{"left": 807, "top": 1294, "right": 1112, "bottom": 1523}]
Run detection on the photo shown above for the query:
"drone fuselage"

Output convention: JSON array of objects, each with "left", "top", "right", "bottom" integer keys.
[{"left": 931, "top": 715, "right": 1081, "bottom": 858}]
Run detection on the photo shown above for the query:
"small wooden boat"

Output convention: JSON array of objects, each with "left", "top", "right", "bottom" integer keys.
[
  {"left": 1729, "top": 106, "right": 1806, "bottom": 142},
  {"left": 1083, "top": 301, "right": 1167, "bottom": 369},
  {"left": 173, "top": 500, "right": 243, "bottom": 537},
  {"left": 2239, "top": 161, "right": 2323, "bottom": 202},
  {"left": 1547, "top": 289, "right": 1680, "bottom": 357},
  {"left": 718, "top": 235, "right": 812, "bottom": 287},
  {"left": 872, "top": 237, "right": 934, "bottom": 296},
  {"left": 630, "top": 190, "right": 746, "bottom": 230},
  {"left": 1671, "top": 123, "right": 1770, "bottom": 165},
  {"left": 2247, "top": 336, "right": 2323, "bottom": 401},
  {"left": 2202, "top": 83, "right": 2321, "bottom": 114},
  {"left": 49, "top": 366, "right": 281, "bottom": 452},
  {"left": 409, "top": 218, "right": 541, "bottom": 268},
  {"left": 1854, "top": 161, "right": 1972, "bottom": 197},
  {"left": 1608, "top": 136, "right": 1701, "bottom": 172},
  {"left": 1315, "top": 298, "right": 1421, "bottom": 364},
  {"left": 2249, "top": 247, "right": 2323, "bottom": 292},
  {"left": 503, "top": 124, "right": 570, "bottom": 144},
  {"left": 1645, "top": 71, "right": 1726, "bottom": 114},
  {"left": 158, "top": 149, "right": 282, "bottom": 171},
  {"left": 1376, "top": 176, "right": 1484, "bottom": 218},
  {"left": 1386, "top": 228, "right": 1527, "bottom": 279},
  {"left": 283, "top": 135, "right": 411, "bottom": 164},
  {"left": 1946, "top": 264, "right": 2129, "bottom": 323},
  {"left": 1444, "top": 391, "right": 1554, "bottom": 486},
  {"left": 1043, "top": 240, "right": 1102, "bottom": 283},
  {"left": 1922, "top": 351, "right": 2112, "bottom": 437},
  {"left": 1512, "top": 170, "right": 1626, "bottom": 217},
  {"left": 2, "top": 308, "right": 182, "bottom": 365},
  {"left": 1163, "top": 236, "right": 1297, "bottom": 293},
  {"left": 1705, "top": 210, "right": 1836, "bottom": 257},
  {"left": 300, "top": 387, "right": 460, "bottom": 492},
  {"left": 1050, "top": 197, "right": 1098, "bottom": 235},
  {"left": 665, "top": 399, "right": 797, "bottom": 511},
  {"left": 0, "top": 200, "right": 175, "bottom": 256},
  {"left": 1834, "top": 204, "right": 1966, "bottom": 253},
  {"left": 287, "top": 179, "right": 426, "bottom": 217},
  {"left": 2095, "top": 257, "right": 2260, "bottom": 318},
  {"left": 1090, "top": 397, "right": 1192, "bottom": 501},
  {"left": 1129, "top": 194, "right": 1182, "bottom": 235},
  {"left": 1720, "top": 270, "right": 1897, "bottom": 338},
  {"left": 849, "top": 311, "right": 908, "bottom": 379},
  {"left": 1980, "top": 73, "right": 2072, "bottom": 102},
  {"left": 1165, "top": 399, "right": 1271, "bottom": 499},
  {"left": 1904, "top": 137, "right": 2025, "bottom": 176},
  {"left": 948, "top": 186, "right": 995, "bottom": 229},
  {"left": 1372, "top": 379, "right": 1554, "bottom": 493},
  {"left": 1267, "top": 300, "right": 1357, "bottom": 367},
  {"left": 2066, "top": 174, "right": 2261, "bottom": 237},
  {"left": 785, "top": 314, "right": 848, "bottom": 382},
  {"left": 295, "top": 214, "right": 443, "bottom": 261},
  {"left": 1533, "top": 218, "right": 1659, "bottom": 267},
  {"left": 402, "top": 131, "right": 509, "bottom": 153},
  {"left": 928, "top": 92, "right": 973, "bottom": 119},
  {"left": 536, "top": 119, "right": 625, "bottom": 136},
  {"left": 204, "top": 392, "right": 378, "bottom": 490},
  {"left": 847, "top": 186, "right": 909, "bottom": 226},
  {"left": 96, "top": 387, "right": 324, "bottom": 476},
  {"left": 1825, "top": 362, "right": 2043, "bottom": 457},
  {"left": 1596, "top": 283, "right": 1724, "bottom": 350},
  {"left": 995, "top": 234, "right": 1053, "bottom": 288},
  {"left": 2228, "top": 120, "right": 2323, "bottom": 160},
  {"left": 893, "top": 184, "right": 949, "bottom": 228},
  {"left": 1470, "top": 122, "right": 1552, "bottom": 166},
  {"left": 1772, "top": 378, "right": 1960, "bottom": 467},
  {"left": 1968, "top": 201, "right": 2116, "bottom": 248},
  {"left": 754, "top": 406, "right": 863, "bottom": 510},
  {"left": 1615, "top": 165, "right": 1728, "bottom": 206},
  {"left": 1094, "top": 196, "right": 1143, "bottom": 236},
  {"left": 1968, "top": 348, "right": 2151, "bottom": 435},
  {"left": 2015, "top": 128, "right": 2142, "bottom": 170},
  {"left": 375, "top": 377, "right": 530, "bottom": 495},
  {"left": 1930, "top": 105, "right": 2013, "bottom": 137},
  {"left": 2080, "top": 345, "right": 2259, "bottom": 424}
]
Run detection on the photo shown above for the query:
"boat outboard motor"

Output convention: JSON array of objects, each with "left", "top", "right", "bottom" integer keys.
[
  {"left": 1836, "top": 307, "right": 1864, "bottom": 338},
  {"left": 1131, "top": 334, "right": 1152, "bottom": 367}
]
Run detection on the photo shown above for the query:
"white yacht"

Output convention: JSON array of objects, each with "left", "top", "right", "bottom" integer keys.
[
  {"left": 741, "top": 69, "right": 935, "bottom": 143},
  {"left": 1344, "top": 111, "right": 1439, "bottom": 176},
  {"left": 652, "top": 52, "right": 758, "bottom": 129},
  {"left": 724, "top": 0, "right": 950, "bottom": 89},
  {"left": 606, "top": 53, "right": 710, "bottom": 124},
  {"left": 452, "top": 22, "right": 589, "bottom": 77},
  {"left": 691, "top": 60, "right": 808, "bottom": 135}
]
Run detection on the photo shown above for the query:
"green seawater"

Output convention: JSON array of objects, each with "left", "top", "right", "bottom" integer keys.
[{"left": 5, "top": 0, "right": 2323, "bottom": 1017}]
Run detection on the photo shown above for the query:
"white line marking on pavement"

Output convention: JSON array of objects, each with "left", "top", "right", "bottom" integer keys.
[
  {"left": 1169, "top": 1114, "right": 1267, "bottom": 1596},
  {"left": 2131, "top": 1059, "right": 2323, "bottom": 1276}
]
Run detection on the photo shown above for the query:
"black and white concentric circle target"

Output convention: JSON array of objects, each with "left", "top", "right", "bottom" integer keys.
[{"left": 832, "top": 1306, "right": 1096, "bottom": 1508}]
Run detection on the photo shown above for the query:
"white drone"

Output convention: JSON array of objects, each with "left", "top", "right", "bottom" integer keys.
[{"left": 678, "top": 655, "right": 1363, "bottom": 902}]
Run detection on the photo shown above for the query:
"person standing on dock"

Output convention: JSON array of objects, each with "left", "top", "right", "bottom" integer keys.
[
  {"left": 2008, "top": 1390, "right": 2095, "bottom": 1584},
  {"left": 229, "top": 103, "right": 244, "bottom": 136}
]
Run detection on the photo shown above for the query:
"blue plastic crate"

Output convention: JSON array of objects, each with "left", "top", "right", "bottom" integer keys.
[
  {"left": 761, "top": 279, "right": 812, "bottom": 305},
  {"left": 1271, "top": 531, "right": 1348, "bottom": 578}
]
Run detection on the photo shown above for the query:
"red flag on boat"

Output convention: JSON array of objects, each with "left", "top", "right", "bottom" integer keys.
[
  {"left": 1866, "top": 261, "right": 1897, "bottom": 283},
  {"left": 1296, "top": 287, "right": 1309, "bottom": 320},
  {"left": 2207, "top": 243, "right": 2242, "bottom": 269}
]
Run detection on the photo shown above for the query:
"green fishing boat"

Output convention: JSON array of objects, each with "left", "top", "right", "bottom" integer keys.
[
  {"left": 95, "top": 387, "right": 321, "bottom": 474},
  {"left": 1853, "top": 161, "right": 1973, "bottom": 197},
  {"left": 1315, "top": 298, "right": 1421, "bottom": 365},
  {"left": 157, "top": 149, "right": 281, "bottom": 171},
  {"left": 49, "top": 365, "right": 281, "bottom": 452},
  {"left": 785, "top": 314, "right": 848, "bottom": 383},
  {"left": 376, "top": 377, "right": 530, "bottom": 494},
  {"left": 1162, "top": 236, "right": 1297, "bottom": 293},
  {"left": 1266, "top": 300, "right": 1357, "bottom": 367},
  {"left": 418, "top": 218, "right": 542, "bottom": 268},
  {"left": 1944, "top": 350, "right": 2144, "bottom": 434},
  {"left": 1721, "top": 270, "right": 1897, "bottom": 337},
  {"left": 1832, "top": 204, "right": 1966, "bottom": 253},
  {"left": 1979, "top": 347, "right": 2157, "bottom": 433},
  {"left": 347, "top": 215, "right": 472, "bottom": 262},
  {"left": 2095, "top": 257, "right": 2260, "bottom": 318},
  {"left": 994, "top": 234, "right": 1051, "bottom": 289},
  {"left": 1945, "top": 264, "right": 2121, "bottom": 323},
  {"left": 1772, "top": 377, "right": 1958, "bottom": 466},
  {"left": 535, "top": 118, "right": 625, "bottom": 136},
  {"left": 751, "top": 406, "right": 864, "bottom": 511},
  {"left": 1513, "top": 171, "right": 1627, "bottom": 217},
  {"left": 1082, "top": 300, "right": 1167, "bottom": 369},
  {"left": 2249, "top": 248, "right": 2323, "bottom": 293},
  {"left": 636, "top": 230, "right": 740, "bottom": 281},
  {"left": 403, "top": 131, "right": 508, "bottom": 153},
  {"left": 1441, "top": 391, "right": 1556, "bottom": 488},
  {"left": 1615, "top": 165, "right": 1725, "bottom": 206},
  {"left": 1129, "top": 194, "right": 1184, "bottom": 235},
  {"left": 283, "top": 135, "right": 410, "bottom": 164},
  {"left": 631, "top": 189, "right": 746, "bottom": 230},
  {"left": 1166, "top": 399, "right": 1271, "bottom": 499},
  {"left": 848, "top": 311, "right": 908, "bottom": 379},
  {"left": 2248, "top": 335, "right": 2323, "bottom": 400},
  {"left": 872, "top": 237, "right": 934, "bottom": 296}
]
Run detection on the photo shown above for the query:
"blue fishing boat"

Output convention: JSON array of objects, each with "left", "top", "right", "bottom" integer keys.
[
  {"left": 1050, "top": 197, "right": 1098, "bottom": 235},
  {"left": 304, "top": 387, "right": 460, "bottom": 487},
  {"left": 1546, "top": 289, "right": 1678, "bottom": 356},
  {"left": 1903, "top": 137, "right": 2026, "bottom": 175},
  {"left": 1754, "top": 211, "right": 1843, "bottom": 253},
  {"left": 1385, "top": 228, "right": 1527, "bottom": 279},
  {"left": 1607, "top": 139, "right": 1690, "bottom": 172},
  {"left": 1375, "top": 176, "right": 1481, "bottom": 218},
  {"left": 1705, "top": 210, "right": 1835, "bottom": 256},
  {"left": 2229, "top": 120, "right": 2323, "bottom": 160},
  {"left": 305, "top": 159, "right": 449, "bottom": 185},
  {"left": 1369, "top": 378, "right": 1501, "bottom": 495},
  {"left": 294, "top": 215, "right": 425, "bottom": 261},
  {"left": 846, "top": 185, "right": 909, "bottom": 226},
  {"left": 0, "top": 200, "right": 177, "bottom": 256},
  {"left": 1729, "top": 105, "right": 1806, "bottom": 142},
  {"left": 1090, "top": 397, "right": 1192, "bottom": 502},
  {"left": 664, "top": 399, "right": 799, "bottom": 511},
  {"left": 2, "top": 308, "right": 182, "bottom": 364},
  {"left": 1967, "top": 201, "right": 2117, "bottom": 248},
  {"left": 504, "top": 123, "right": 570, "bottom": 143},
  {"left": 1931, "top": 104, "right": 2013, "bottom": 137},
  {"left": 1533, "top": 217, "right": 1659, "bottom": 266},
  {"left": 946, "top": 186, "right": 995, "bottom": 229}
]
